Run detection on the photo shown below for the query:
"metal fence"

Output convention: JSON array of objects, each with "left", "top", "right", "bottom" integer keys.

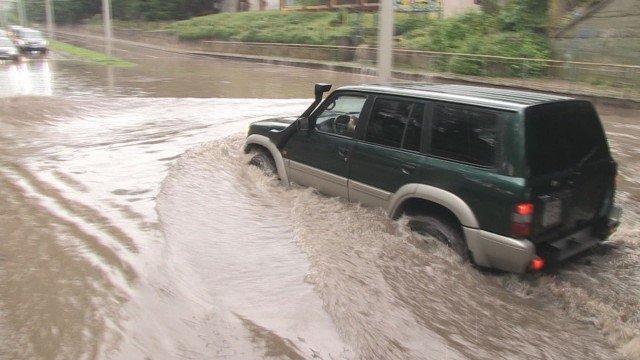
[
  {"left": 280, "top": 0, "right": 444, "bottom": 13},
  {"left": 57, "top": 27, "right": 640, "bottom": 101},
  {"left": 281, "top": 0, "right": 380, "bottom": 12},
  {"left": 199, "top": 40, "right": 640, "bottom": 100}
]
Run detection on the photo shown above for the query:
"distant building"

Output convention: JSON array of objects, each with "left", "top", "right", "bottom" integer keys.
[
  {"left": 441, "top": 0, "right": 481, "bottom": 17},
  {"left": 218, "top": 0, "right": 278, "bottom": 11},
  {"left": 394, "top": 0, "right": 481, "bottom": 17},
  {"left": 248, "top": 0, "right": 280, "bottom": 11}
]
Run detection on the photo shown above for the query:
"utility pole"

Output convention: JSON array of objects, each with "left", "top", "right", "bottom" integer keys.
[
  {"left": 376, "top": 0, "right": 393, "bottom": 82},
  {"left": 45, "top": 0, "right": 54, "bottom": 39},
  {"left": 0, "top": 1, "right": 8, "bottom": 28},
  {"left": 17, "top": 0, "right": 26, "bottom": 26},
  {"left": 101, "top": 0, "right": 113, "bottom": 58}
]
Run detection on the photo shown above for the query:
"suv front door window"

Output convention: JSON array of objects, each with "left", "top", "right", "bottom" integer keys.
[{"left": 315, "top": 95, "right": 367, "bottom": 137}]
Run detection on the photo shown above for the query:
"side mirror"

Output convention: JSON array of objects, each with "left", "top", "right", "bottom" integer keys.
[{"left": 299, "top": 117, "right": 310, "bottom": 131}]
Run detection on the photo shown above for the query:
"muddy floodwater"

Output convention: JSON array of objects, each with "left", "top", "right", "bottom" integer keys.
[{"left": 0, "top": 47, "right": 639, "bottom": 360}]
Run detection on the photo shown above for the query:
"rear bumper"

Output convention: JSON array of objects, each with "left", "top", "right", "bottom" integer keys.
[
  {"left": 464, "top": 206, "right": 622, "bottom": 274},
  {"left": 464, "top": 228, "right": 535, "bottom": 273}
]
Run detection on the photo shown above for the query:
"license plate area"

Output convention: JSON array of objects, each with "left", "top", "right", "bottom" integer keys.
[{"left": 540, "top": 195, "right": 562, "bottom": 228}]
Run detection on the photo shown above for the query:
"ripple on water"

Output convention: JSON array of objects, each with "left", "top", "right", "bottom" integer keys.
[{"left": 159, "top": 136, "right": 635, "bottom": 359}]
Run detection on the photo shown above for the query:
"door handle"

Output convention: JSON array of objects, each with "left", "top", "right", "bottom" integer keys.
[
  {"left": 337, "top": 148, "right": 349, "bottom": 162},
  {"left": 400, "top": 164, "right": 416, "bottom": 175}
]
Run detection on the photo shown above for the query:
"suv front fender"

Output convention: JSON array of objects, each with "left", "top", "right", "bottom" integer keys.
[{"left": 245, "top": 134, "right": 289, "bottom": 185}]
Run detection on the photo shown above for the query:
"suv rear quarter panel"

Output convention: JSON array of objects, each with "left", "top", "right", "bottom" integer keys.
[{"left": 411, "top": 155, "right": 527, "bottom": 236}]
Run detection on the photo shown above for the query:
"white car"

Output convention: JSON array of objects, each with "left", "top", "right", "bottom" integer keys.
[
  {"left": 14, "top": 28, "right": 48, "bottom": 54},
  {"left": 0, "top": 37, "right": 20, "bottom": 61}
]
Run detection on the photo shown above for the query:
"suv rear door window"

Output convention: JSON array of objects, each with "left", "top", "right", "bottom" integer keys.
[
  {"left": 365, "top": 98, "right": 424, "bottom": 150},
  {"left": 430, "top": 104, "right": 499, "bottom": 167},
  {"left": 402, "top": 103, "right": 424, "bottom": 152}
]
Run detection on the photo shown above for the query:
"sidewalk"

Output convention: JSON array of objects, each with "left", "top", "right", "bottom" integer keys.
[{"left": 54, "top": 29, "right": 640, "bottom": 107}]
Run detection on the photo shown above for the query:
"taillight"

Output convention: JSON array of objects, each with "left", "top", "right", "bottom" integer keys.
[{"left": 511, "top": 202, "right": 533, "bottom": 238}]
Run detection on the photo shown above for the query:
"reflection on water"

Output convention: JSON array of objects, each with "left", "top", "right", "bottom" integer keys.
[{"left": 0, "top": 60, "right": 53, "bottom": 97}]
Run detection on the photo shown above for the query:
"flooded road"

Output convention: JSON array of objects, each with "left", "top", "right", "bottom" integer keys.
[{"left": 0, "top": 47, "right": 639, "bottom": 360}]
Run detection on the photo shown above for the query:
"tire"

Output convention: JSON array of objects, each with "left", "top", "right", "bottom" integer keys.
[
  {"left": 248, "top": 151, "right": 276, "bottom": 176},
  {"left": 407, "top": 214, "right": 470, "bottom": 260}
]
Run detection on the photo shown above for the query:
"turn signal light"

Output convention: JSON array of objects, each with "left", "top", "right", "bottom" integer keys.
[
  {"left": 529, "top": 257, "right": 545, "bottom": 271},
  {"left": 515, "top": 203, "right": 534, "bottom": 215}
]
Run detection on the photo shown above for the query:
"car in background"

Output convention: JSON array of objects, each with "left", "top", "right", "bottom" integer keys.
[
  {"left": 13, "top": 28, "right": 48, "bottom": 54},
  {"left": 0, "top": 37, "right": 20, "bottom": 62}
]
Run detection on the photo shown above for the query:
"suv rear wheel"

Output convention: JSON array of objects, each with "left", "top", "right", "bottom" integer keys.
[
  {"left": 407, "top": 214, "right": 469, "bottom": 260},
  {"left": 249, "top": 151, "right": 276, "bottom": 176}
]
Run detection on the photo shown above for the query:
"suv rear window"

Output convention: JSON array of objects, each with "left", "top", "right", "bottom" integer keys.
[
  {"left": 525, "top": 101, "right": 610, "bottom": 176},
  {"left": 430, "top": 103, "right": 500, "bottom": 167}
]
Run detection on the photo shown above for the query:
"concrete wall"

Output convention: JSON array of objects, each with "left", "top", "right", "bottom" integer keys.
[
  {"left": 552, "top": 0, "right": 640, "bottom": 66},
  {"left": 247, "top": 0, "right": 280, "bottom": 11}
]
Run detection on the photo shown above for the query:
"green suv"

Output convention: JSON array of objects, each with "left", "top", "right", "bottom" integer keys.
[{"left": 245, "top": 83, "right": 621, "bottom": 273}]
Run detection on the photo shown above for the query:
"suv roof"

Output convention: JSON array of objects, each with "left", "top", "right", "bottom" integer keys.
[{"left": 338, "top": 83, "right": 572, "bottom": 111}]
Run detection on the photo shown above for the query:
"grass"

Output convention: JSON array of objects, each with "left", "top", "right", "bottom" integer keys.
[{"left": 49, "top": 40, "right": 136, "bottom": 68}]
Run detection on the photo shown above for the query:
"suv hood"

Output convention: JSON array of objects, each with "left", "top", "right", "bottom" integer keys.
[{"left": 251, "top": 116, "right": 298, "bottom": 131}]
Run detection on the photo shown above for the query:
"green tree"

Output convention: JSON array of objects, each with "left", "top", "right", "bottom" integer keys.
[
  {"left": 499, "top": 0, "right": 548, "bottom": 33},
  {"left": 24, "top": 0, "right": 101, "bottom": 25},
  {"left": 119, "top": 0, "right": 189, "bottom": 21},
  {"left": 480, "top": 0, "right": 501, "bottom": 16}
]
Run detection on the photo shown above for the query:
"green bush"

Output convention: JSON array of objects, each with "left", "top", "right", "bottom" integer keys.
[
  {"left": 169, "top": 8, "right": 552, "bottom": 78},
  {"left": 394, "top": 13, "right": 432, "bottom": 36},
  {"left": 499, "top": 0, "right": 548, "bottom": 33},
  {"left": 449, "top": 35, "right": 487, "bottom": 75},
  {"left": 171, "top": 10, "right": 344, "bottom": 44}
]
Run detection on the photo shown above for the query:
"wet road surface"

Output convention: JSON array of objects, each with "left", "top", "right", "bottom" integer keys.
[{"left": 0, "top": 45, "right": 639, "bottom": 359}]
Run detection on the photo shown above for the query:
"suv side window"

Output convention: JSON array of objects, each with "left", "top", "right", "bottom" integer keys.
[
  {"left": 430, "top": 104, "right": 499, "bottom": 167},
  {"left": 315, "top": 95, "right": 367, "bottom": 137},
  {"left": 365, "top": 98, "right": 423, "bottom": 150},
  {"left": 402, "top": 102, "right": 424, "bottom": 152}
]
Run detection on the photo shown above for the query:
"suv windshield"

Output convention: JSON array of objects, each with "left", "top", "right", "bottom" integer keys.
[{"left": 525, "top": 101, "right": 610, "bottom": 176}]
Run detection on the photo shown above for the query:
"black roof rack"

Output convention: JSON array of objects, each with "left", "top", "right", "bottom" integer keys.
[{"left": 338, "top": 83, "right": 573, "bottom": 110}]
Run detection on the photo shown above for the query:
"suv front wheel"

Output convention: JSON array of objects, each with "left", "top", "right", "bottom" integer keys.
[
  {"left": 407, "top": 214, "right": 469, "bottom": 260},
  {"left": 249, "top": 151, "right": 277, "bottom": 176}
]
